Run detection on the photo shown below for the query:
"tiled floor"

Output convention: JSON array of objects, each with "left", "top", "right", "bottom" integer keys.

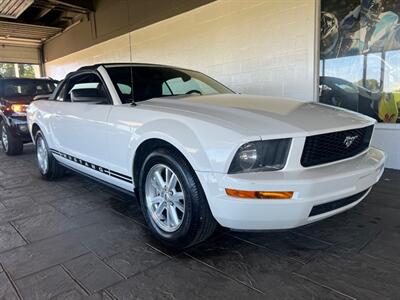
[{"left": 0, "top": 145, "right": 399, "bottom": 299}]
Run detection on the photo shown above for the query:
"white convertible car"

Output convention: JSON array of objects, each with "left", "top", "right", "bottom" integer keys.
[{"left": 27, "top": 63, "right": 385, "bottom": 248}]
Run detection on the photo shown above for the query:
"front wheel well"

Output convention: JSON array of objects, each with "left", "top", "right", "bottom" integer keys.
[
  {"left": 31, "top": 124, "right": 41, "bottom": 141},
  {"left": 133, "top": 139, "right": 190, "bottom": 187}
]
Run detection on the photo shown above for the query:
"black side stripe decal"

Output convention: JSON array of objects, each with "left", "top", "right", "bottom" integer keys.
[
  {"left": 109, "top": 170, "right": 132, "bottom": 180},
  {"left": 50, "top": 149, "right": 133, "bottom": 184}
]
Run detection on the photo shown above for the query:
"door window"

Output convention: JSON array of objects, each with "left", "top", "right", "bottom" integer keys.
[
  {"left": 64, "top": 73, "right": 110, "bottom": 104},
  {"left": 106, "top": 67, "right": 134, "bottom": 103}
]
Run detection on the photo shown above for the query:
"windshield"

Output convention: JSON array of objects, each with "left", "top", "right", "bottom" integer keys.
[
  {"left": 106, "top": 66, "right": 233, "bottom": 103},
  {"left": 2, "top": 79, "right": 56, "bottom": 98}
]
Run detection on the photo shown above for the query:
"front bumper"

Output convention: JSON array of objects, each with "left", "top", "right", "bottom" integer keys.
[
  {"left": 5, "top": 117, "right": 31, "bottom": 143},
  {"left": 196, "top": 147, "right": 385, "bottom": 230}
]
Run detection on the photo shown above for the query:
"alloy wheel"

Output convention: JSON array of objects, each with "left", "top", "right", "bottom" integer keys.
[
  {"left": 145, "top": 164, "right": 185, "bottom": 232},
  {"left": 1, "top": 125, "right": 8, "bottom": 152},
  {"left": 36, "top": 136, "right": 49, "bottom": 174}
]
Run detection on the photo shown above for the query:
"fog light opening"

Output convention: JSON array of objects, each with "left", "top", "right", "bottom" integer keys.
[{"left": 18, "top": 124, "right": 28, "bottom": 132}]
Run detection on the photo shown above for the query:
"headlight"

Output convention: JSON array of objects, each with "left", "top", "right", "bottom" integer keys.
[
  {"left": 228, "top": 139, "right": 291, "bottom": 174},
  {"left": 10, "top": 104, "right": 28, "bottom": 115}
]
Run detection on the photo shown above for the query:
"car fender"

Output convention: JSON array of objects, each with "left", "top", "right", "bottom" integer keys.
[
  {"left": 27, "top": 102, "right": 52, "bottom": 144},
  {"left": 0, "top": 110, "right": 9, "bottom": 126},
  {"left": 129, "top": 118, "right": 214, "bottom": 175}
]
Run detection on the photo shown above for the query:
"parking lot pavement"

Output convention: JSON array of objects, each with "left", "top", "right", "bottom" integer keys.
[{"left": 0, "top": 144, "right": 399, "bottom": 299}]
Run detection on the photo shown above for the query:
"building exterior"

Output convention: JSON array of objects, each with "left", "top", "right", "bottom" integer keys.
[{"left": 3, "top": 0, "right": 399, "bottom": 168}]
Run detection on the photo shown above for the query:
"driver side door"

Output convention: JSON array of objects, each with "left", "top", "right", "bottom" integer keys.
[{"left": 50, "top": 72, "right": 113, "bottom": 171}]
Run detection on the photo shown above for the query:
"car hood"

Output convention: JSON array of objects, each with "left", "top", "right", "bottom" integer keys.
[
  {"left": 1, "top": 96, "right": 34, "bottom": 104},
  {"left": 141, "top": 94, "right": 375, "bottom": 138}
]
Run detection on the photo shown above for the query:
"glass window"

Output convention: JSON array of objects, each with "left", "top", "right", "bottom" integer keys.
[
  {"left": 320, "top": 0, "right": 400, "bottom": 124},
  {"left": 65, "top": 73, "right": 109, "bottom": 104},
  {"left": 106, "top": 67, "right": 134, "bottom": 103},
  {"left": 106, "top": 65, "right": 233, "bottom": 103},
  {"left": 0, "top": 63, "right": 41, "bottom": 78},
  {"left": 2, "top": 79, "right": 56, "bottom": 98},
  {"left": 365, "top": 53, "right": 382, "bottom": 92},
  {"left": 162, "top": 77, "right": 219, "bottom": 96},
  {"left": 117, "top": 83, "right": 132, "bottom": 95}
]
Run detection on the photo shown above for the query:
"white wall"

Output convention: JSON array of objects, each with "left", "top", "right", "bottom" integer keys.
[
  {"left": 372, "top": 125, "right": 400, "bottom": 169},
  {"left": 45, "top": 0, "right": 317, "bottom": 101},
  {"left": 45, "top": 33, "right": 131, "bottom": 79},
  {"left": 130, "top": 0, "right": 317, "bottom": 100}
]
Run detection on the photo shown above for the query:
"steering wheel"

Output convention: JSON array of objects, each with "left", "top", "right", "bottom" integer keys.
[{"left": 186, "top": 89, "right": 202, "bottom": 95}]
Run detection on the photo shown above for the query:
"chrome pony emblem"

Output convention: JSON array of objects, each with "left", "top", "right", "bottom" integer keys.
[{"left": 343, "top": 135, "right": 358, "bottom": 148}]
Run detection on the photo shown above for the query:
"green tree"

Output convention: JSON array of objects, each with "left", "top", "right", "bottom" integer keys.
[
  {"left": 0, "top": 63, "right": 36, "bottom": 78},
  {"left": 19, "top": 64, "right": 35, "bottom": 78},
  {"left": 0, "top": 63, "right": 16, "bottom": 77}
]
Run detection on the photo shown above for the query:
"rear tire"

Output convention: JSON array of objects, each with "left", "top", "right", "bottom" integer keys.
[
  {"left": 138, "top": 148, "right": 217, "bottom": 249},
  {"left": 1, "top": 121, "right": 23, "bottom": 156},
  {"left": 35, "top": 130, "right": 65, "bottom": 180}
]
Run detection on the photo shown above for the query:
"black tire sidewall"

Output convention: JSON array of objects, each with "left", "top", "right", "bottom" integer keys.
[
  {"left": 1, "top": 121, "right": 22, "bottom": 155},
  {"left": 139, "top": 149, "right": 202, "bottom": 247}
]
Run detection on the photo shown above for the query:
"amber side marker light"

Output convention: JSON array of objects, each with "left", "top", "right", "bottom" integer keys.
[{"left": 225, "top": 189, "right": 293, "bottom": 199}]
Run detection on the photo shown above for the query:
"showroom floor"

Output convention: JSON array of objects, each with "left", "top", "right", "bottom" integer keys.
[{"left": 0, "top": 145, "right": 399, "bottom": 299}]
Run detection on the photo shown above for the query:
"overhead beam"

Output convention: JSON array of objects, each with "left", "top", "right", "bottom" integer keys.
[
  {"left": 34, "top": 6, "right": 54, "bottom": 20},
  {"left": 46, "top": 0, "right": 93, "bottom": 12},
  {"left": 33, "top": 0, "right": 94, "bottom": 15}
]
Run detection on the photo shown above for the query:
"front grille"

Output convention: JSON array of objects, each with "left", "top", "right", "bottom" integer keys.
[
  {"left": 309, "top": 189, "right": 369, "bottom": 217},
  {"left": 301, "top": 125, "right": 373, "bottom": 167}
]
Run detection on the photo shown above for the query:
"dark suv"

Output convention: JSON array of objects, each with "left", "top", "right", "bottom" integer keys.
[{"left": 0, "top": 77, "right": 57, "bottom": 155}]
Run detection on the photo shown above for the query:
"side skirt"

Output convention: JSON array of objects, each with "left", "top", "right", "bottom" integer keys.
[{"left": 58, "top": 161, "right": 136, "bottom": 198}]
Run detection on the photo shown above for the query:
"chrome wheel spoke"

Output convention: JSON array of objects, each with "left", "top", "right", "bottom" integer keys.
[
  {"left": 154, "top": 171, "right": 165, "bottom": 189},
  {"left": 172, "top": 192, "right": 184, "bottom": 201},
  {"left": 174, "top": 200, "right": 185, "bottom": 213},
  {"left": 165, "top": 168, "right": 171, "bottom": 186},
  {"left": 150, "top": 178, "right": 161, "bottom": 191},
  {"left": 167, "top": 173, "right": 177, "bottom": 191},
  {"left": 2, "top": 126, "right": 8, "bottom": 151},
  {"left": 151, "top": 196, "right": 164, "bottom": 205},
  {"left": 155, "top": 201, "right": 167, "bottom": 216},
  {"left": 169, "top": 204, "right": 180, "bottom": 226},
  {"left": 166, "top": 204, "right": 172, "bottom": 227}
]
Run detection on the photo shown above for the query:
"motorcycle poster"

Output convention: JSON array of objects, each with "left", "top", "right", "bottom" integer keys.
[{"left": 320, "top": 0, "right": 400, "bottom": 123}]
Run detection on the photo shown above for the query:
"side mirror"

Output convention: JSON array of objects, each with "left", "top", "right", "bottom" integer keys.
[{"left": 70, "top": 89, "right": 108, "bottom": 104}]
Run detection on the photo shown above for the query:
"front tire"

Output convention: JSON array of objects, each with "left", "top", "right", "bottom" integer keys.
[
  {"left": 35, "top": 130, "right": 65, "bottom": 179},
  {"left": 1, "top": 121, "right": 23, "bottom": 156},
  {"left": 139, "top": 148, "right": 217, "bottom": 248}
]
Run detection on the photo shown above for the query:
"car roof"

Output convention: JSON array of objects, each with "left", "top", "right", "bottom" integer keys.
[
  {"left": 63, "top": 63, "right": 200, "bottom": 81},
  {"left": 77, "top": 62, "right": 194, "bottom": 72},
  {"left": 0, "top": 77, "right": 57, "bottom": 82}
]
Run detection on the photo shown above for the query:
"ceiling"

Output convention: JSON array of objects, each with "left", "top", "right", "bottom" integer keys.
[{"left": 0, "top": 0, "right": 94, "bottom": 47}]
